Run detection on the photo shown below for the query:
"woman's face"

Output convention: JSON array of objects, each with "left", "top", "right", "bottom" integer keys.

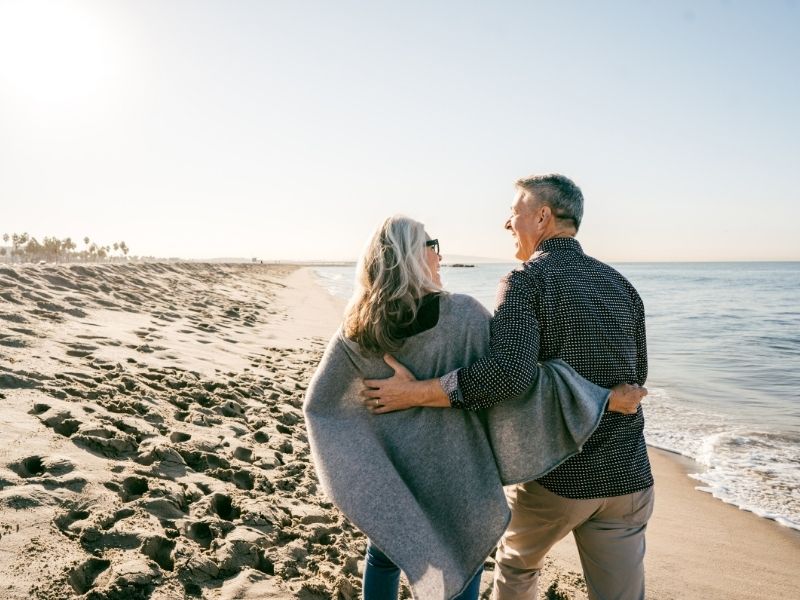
[{"left": 424, "top": 236, "right": 442, "bottom": 287}]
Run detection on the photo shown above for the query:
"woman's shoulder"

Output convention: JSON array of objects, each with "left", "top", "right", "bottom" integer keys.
[{"left": 440, "top": 292, "right": 490, "bottom": 319}]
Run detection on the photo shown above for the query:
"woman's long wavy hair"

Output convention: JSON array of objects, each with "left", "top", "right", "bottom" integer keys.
[{"left": 344, "top": 216, "right": 442, "bottom": 354}]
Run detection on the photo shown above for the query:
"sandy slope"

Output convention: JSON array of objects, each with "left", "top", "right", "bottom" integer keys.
[{"left": 0, "top": 263, "right": 363, "bottom": 599}]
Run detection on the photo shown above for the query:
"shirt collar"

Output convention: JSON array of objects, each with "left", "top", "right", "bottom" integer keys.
[{"left": 536, "top": 236, "right": 583, "bottom": 254}]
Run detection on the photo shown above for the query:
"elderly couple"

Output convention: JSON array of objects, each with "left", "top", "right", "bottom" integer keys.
[{"left": 304, "top": 174, "right": 654, "bottom": 600}]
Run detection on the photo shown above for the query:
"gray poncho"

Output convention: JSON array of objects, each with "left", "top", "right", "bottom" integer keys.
[{"left": 303, "top": 293, "right": 610, "bottom": 599}]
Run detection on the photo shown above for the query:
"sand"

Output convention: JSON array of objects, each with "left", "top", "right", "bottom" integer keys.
[
  {"left": 0, "top": 263, "right": 360, "bottom": 599},
  {"left": 1, "top": 262, "right": 798, "bottom": 599},
  {"left": 546, "top": 448, "right": 800, "bottom": 599}
]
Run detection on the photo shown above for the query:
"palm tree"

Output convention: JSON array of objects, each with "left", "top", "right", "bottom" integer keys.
[
  {"left": 13, "top": 233, "right": 29, "bottom": 262},
  {"left": 120, "top": 241, "right": 129, "bottom": 259},
  {"left": 41, "top": 236, "right": 60, "bottom": 262},
  {"left": 24, "top": 237, "right": 41, "bottom": 262},
  {"left": 64, "top": 237, "right": 76, "bottom": 262}
]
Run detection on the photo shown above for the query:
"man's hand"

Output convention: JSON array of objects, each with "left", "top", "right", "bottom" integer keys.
[
  {"left": 362, "top": 355, "right": 449, "bottom": 414},
  {"left": 608, "top": 383, "right": 648, "bottom": 414}
]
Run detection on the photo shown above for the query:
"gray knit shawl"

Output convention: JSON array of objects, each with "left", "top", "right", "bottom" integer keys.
[{"left": 303, "top": 293, "right": 609, "bottom": 599}]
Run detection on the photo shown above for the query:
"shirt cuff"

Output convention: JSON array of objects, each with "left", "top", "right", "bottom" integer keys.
[{"left": 439, "top": 369, "right": 465, "bottom": 408}]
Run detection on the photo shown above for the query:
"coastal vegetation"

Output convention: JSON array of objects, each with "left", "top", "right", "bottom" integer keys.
[{"left": 0, "top": 233, "right": 130, "bottom": 263}]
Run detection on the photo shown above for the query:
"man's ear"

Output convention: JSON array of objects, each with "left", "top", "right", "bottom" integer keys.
[{"left": 539, "top": 205, "right": 551, "bottom": 223}]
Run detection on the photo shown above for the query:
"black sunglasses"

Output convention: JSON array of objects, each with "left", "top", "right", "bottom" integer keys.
[{"left": 425, "top": 239, "right": 440, "bottom": 255}]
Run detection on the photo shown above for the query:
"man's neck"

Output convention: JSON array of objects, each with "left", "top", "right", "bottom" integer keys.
[{"left": 541, "top": 230, "right": 576, "bottom": 244}]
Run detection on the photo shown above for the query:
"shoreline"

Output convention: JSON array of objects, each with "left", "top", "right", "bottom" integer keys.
[
  {"left": 547, "top": 447, "right": 800, "bottom": 599},
  {"left": 304, "top": 266, "right": 800, "bottom": 598}
]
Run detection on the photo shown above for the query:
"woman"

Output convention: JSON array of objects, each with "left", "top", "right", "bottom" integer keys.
[{"left": 303, "top": 216, "right": 642, "bottom": 600}]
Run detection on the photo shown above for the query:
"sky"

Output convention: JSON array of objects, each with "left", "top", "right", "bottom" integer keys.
[{"left": 1, "top": 0, "right": 798, "bottom": 262}]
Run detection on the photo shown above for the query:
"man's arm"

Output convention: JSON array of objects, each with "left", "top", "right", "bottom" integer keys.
[
  {"left": 444, "top": 269, "right": 541, "bottom": 409},
  {"left": 363, "top": 269, "right": 541, "bottom": 412},
  {"left": 363, "top": 355, "right": 451, "bottom": 414},
  {"left": 634, "top": 294, "right": 648, "bottom": 386}
]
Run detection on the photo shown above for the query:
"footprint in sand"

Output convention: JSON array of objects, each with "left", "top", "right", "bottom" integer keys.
[
  {"left": 8, "top": 455, "right": 46, "bottom": 478},
  {"left": 185, "top": 520, "right": 216, "bottom": 549},
  {"left": 233, "top": 446, "right": 253, "bottom": 462},
  {"left": 54, "top": 506, "right": 92, "bottom": 536},
  {"left": 210, "top": 493, "right": 240, "bottom": 521},
  {"left": 0, "top": 311, "right": 28, "bottom": 322},
  {"left": 251, "top": 430, "right": 270, "bottom": 444},
  {"left": 65, "top": 343, "right": 98, "bottom": 358},
  {"left": 140, "top": 535, "right": 176, "bottom": 571},
  {"left": 0, "top": 334, "right": 30, "bottom": 348},
  {"left": 97, "top": 507, "right": 136, "bottom": 529},
  {"left": 105, "top": 476, "right": 149, "bottom": 502},
  {"left": 0, "top": 371, "right": 41, "bottom": 389},
  {"left": 9, "top": 326, "right": 41, "bottom": 337},
  {"left": 72, "top": 425, "right": 139, "bottom": 458},
  {"left": 68, "top": 557, "right": 111, "bottom": 595}
]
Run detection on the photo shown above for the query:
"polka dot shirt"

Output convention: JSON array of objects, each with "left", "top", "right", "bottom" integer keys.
[{"left": 440, "top": 237, "right": 653, "bottom": 499}]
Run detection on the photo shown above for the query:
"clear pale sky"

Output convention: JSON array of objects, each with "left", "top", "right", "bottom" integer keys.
[{"left": 1, "top": 1, "right": 798, "bottom": 262}]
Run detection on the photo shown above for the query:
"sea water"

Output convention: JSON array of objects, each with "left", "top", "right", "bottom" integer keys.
[{"left": 314, "top": 262, "right": 800, "bottom": 530}]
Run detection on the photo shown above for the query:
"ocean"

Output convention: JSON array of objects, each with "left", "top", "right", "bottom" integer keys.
[{"left": 313, "top": 262, "right": 800, "bottom": 531}]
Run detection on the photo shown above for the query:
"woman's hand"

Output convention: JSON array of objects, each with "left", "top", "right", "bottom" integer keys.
[{"left": 608, "top": 383, "right": 647, "bottom": 414}]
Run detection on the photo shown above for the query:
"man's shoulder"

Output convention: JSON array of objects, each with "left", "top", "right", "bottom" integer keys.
[
  {"left": 501, "top": 263, "right": 542, "bottom": 290},
  {"left": 521, "top": 248, "right": 571, "bottom": 279},
  {"left": 525, "top": 247, "right": 642, "bottom": 297},
  {"left": 584, "top": 256, "right": 642, "bottom": 295}
]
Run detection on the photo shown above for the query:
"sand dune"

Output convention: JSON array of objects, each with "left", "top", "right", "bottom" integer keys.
[{"left": 0, "top": 263, "right": 368, "bottom": 599}]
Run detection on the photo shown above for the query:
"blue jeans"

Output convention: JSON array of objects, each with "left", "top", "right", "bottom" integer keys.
[{"left": 362, "top": 541, "right": 483, "bottom": 600}]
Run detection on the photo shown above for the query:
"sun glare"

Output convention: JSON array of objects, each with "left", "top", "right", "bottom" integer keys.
[{"left": 0, "top": 0, "right": 112, "bottom": 106}]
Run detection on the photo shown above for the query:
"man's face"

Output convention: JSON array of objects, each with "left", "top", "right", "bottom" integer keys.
[{"left": 505, "top": 189, "right": 543, "bottom": 261}]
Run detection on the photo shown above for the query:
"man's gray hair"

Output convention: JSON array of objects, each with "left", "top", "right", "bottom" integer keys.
[{"left": 515, "top": 173, "right": 584, "bottom": 231}]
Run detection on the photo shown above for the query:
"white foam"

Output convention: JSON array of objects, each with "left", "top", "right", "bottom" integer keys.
[
  {"left": 313, "top": 267, "right": 354, "bottom": 300},
  {"left": 644, "top": 389, "right": 800, "bottom": 531}
]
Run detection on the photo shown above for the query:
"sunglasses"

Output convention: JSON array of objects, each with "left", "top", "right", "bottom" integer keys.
[{"left": 425, "top": 239, "right": 440, "bottom": 255}]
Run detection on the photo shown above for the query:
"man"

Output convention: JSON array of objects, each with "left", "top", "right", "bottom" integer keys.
[{"left": 364, "top": 174, "right": 653, "bottom": 600}]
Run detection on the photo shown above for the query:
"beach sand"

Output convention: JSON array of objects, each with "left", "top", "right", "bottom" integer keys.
[{"left": 1, "top": 263, "right": 798, "bottom": 599}]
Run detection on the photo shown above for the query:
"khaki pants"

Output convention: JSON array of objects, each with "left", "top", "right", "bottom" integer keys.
[{"left": 492, "top": 481, "right": 655, "bottom": 600}]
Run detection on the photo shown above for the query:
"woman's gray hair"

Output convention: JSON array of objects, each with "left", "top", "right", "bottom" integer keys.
[
  {"left": 516, "top": 173, "right": 584, "bottom": 231},
  {"left": 344, "top": 215, "right": 441, "bottom": 354}
]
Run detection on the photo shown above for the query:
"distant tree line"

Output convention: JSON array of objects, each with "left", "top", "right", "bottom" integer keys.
[{"left": 0, "top": 233, "right": 130, "bottom": 263}]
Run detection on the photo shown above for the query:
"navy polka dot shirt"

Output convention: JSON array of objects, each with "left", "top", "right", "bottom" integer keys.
[{"left": 440, "top": 237, "right": 653, "bottom": 499}]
